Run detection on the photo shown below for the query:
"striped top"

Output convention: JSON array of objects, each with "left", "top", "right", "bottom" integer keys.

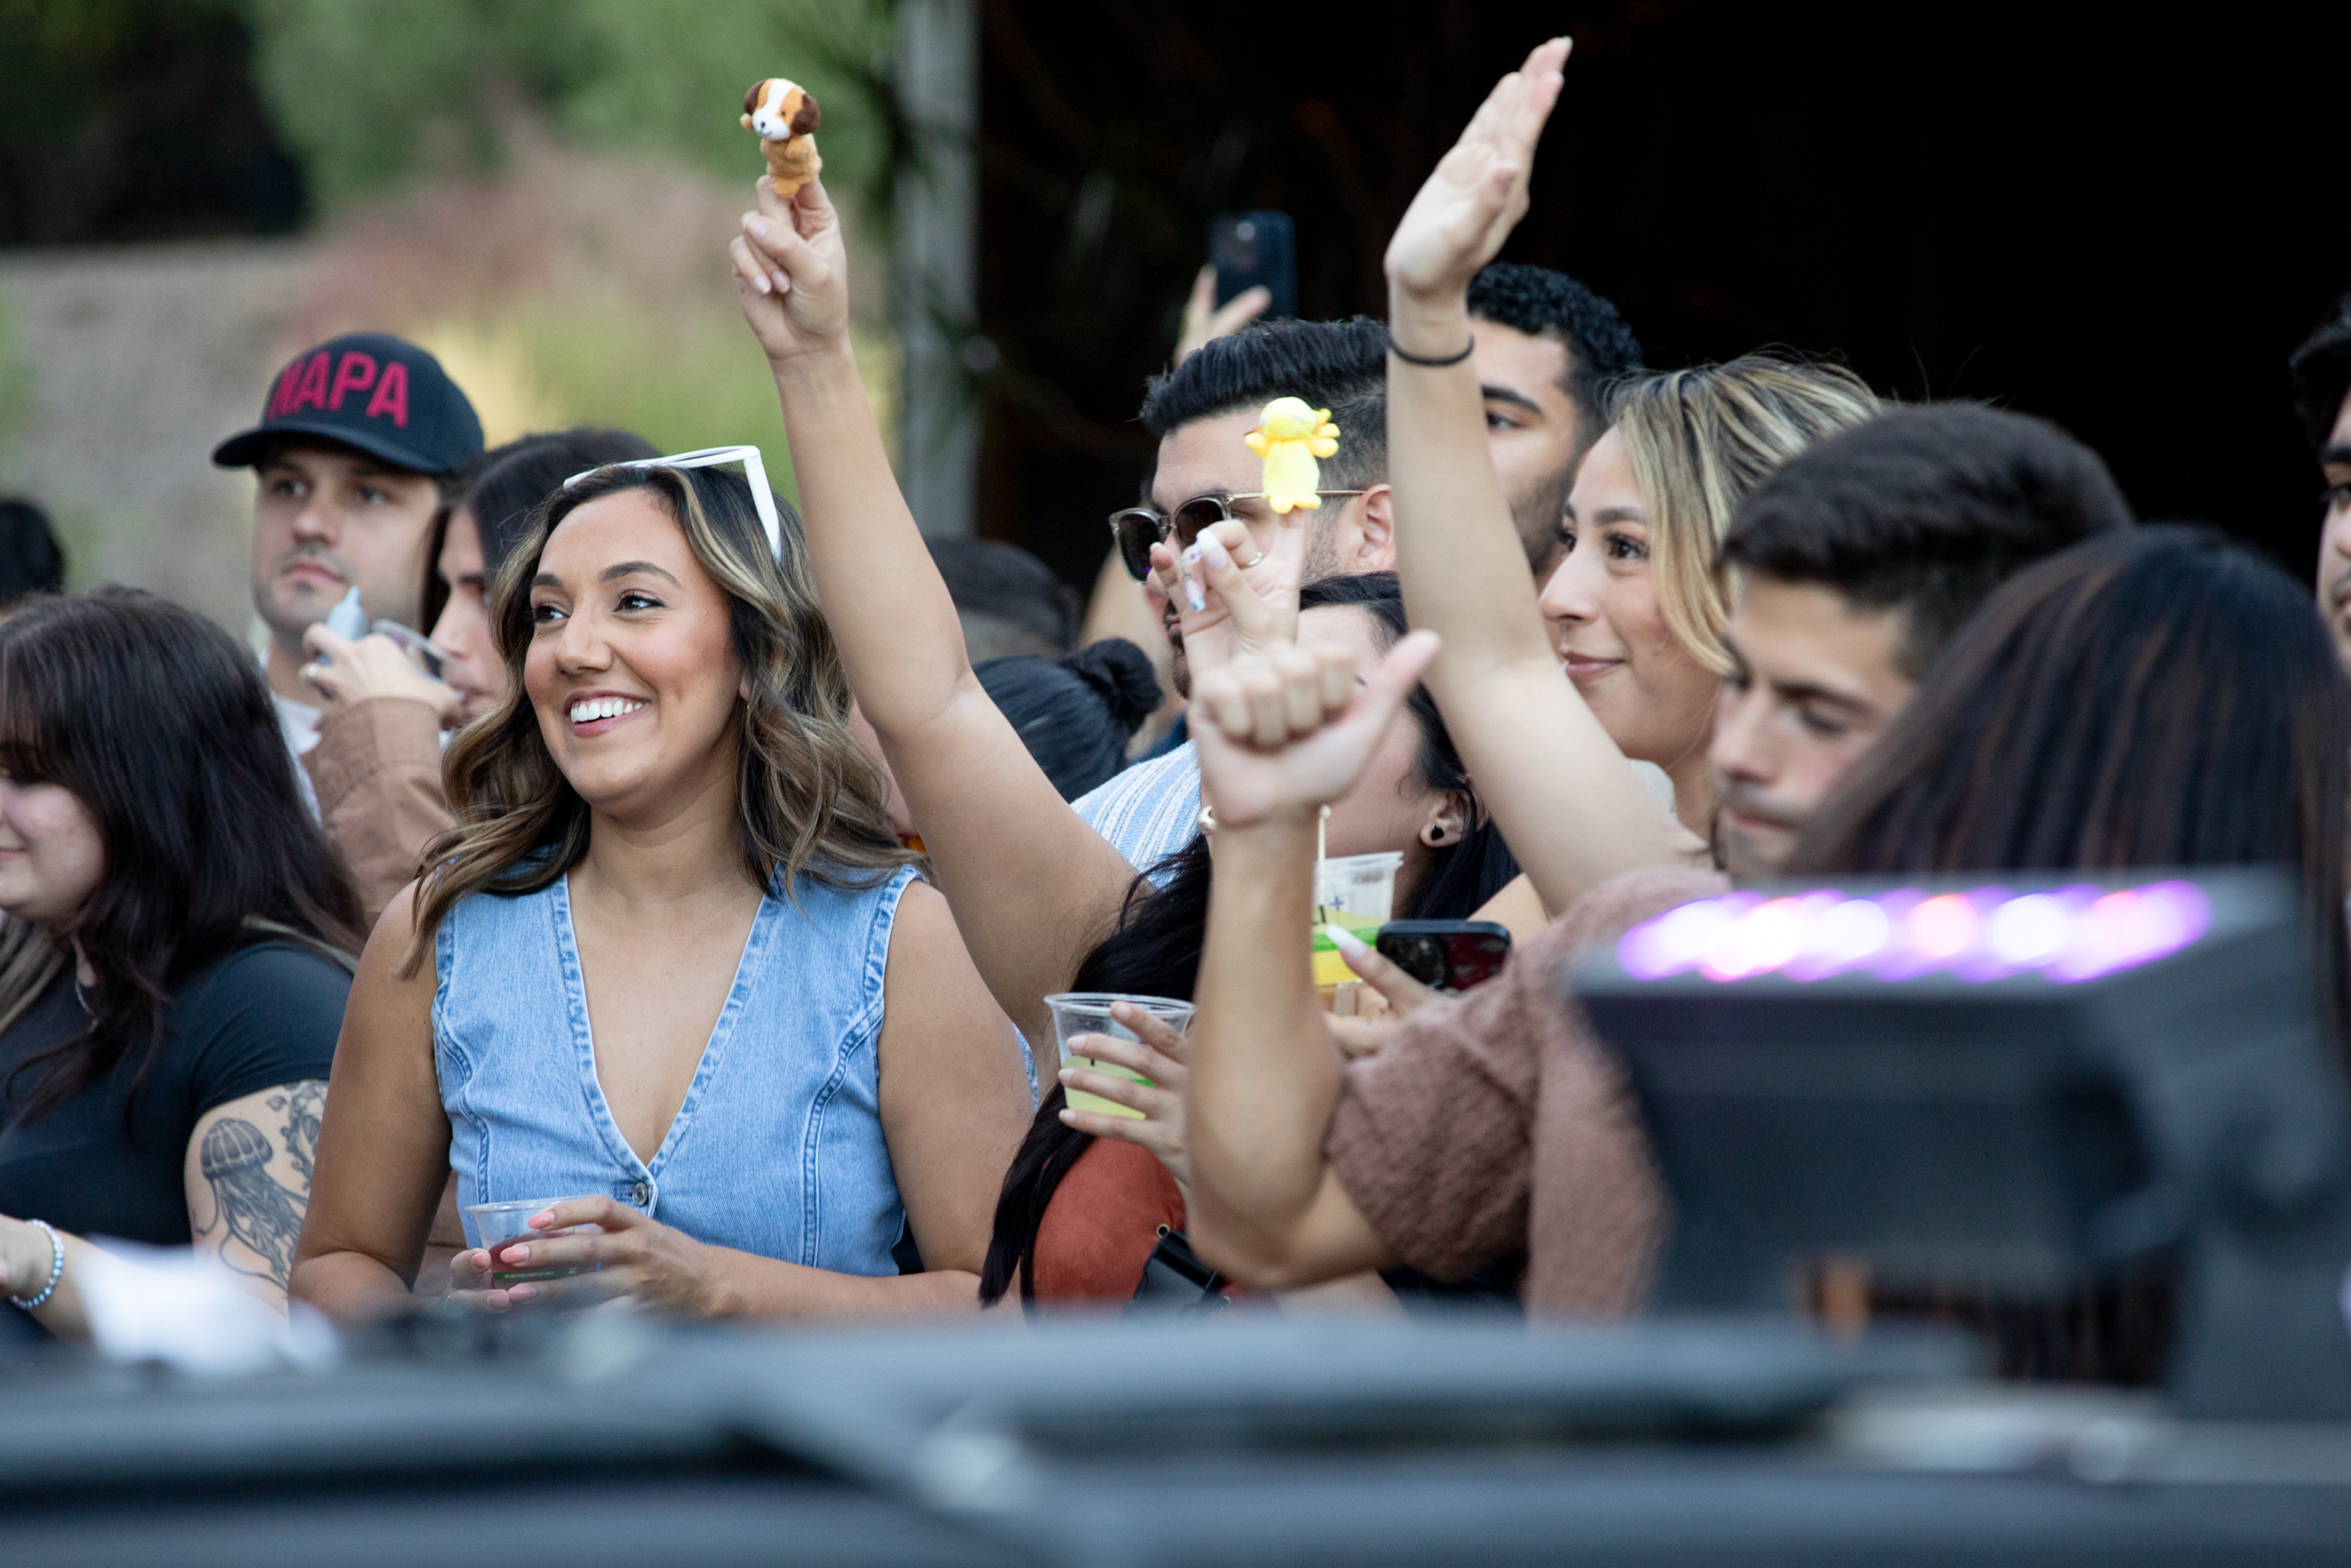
[{"left": 1071, "top": 741, "right": 1201, "bottom": 888}]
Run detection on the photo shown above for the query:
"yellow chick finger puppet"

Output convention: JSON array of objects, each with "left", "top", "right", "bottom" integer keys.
[
  {"left": 1244, "top": 397, "right": 1341, "bottom": 514},
  {"left": 742, "top": 77, "right": 824, "bottom": 200}
]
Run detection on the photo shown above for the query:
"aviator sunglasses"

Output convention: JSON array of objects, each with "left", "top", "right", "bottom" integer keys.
[
  {"left": 1107, "top": 490, "right": 1364, "bottom": 583},
  {"left": 563, "top": 445, "right": 783, "bottom": 561}
]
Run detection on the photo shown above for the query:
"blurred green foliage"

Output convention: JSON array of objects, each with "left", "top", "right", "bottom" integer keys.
[{"left": 240, "top": 0, "right": 899, "bottom": 214}]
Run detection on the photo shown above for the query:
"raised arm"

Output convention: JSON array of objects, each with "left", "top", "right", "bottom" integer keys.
[
  {"left": 1382, "top": 39, "right": 1689, "bottom": 913},
  {"left": 1181, "top": 635, "right": 1439, "bottom": 1287},
  {"left": 729, "top": 178, "right": 1137, "bottom": 1044}
]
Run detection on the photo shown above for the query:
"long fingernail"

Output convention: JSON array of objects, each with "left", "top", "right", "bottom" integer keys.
[
  {"left": 1327, "top": 924, "right": 1368, "bottom": 958},
  {"left": 1179, "top": 563, "right": 1207, "bottom": 613},
  {"left": 1200, "top": 534, "right": 1231, "bottom": 570}
]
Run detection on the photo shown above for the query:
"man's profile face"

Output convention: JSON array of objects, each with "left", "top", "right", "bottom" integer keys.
[
  {"left": 1469, "top": 318, "right": 1585, "bottom": 578},
  {"left": 2313, "top": 390, "right": 2351, "bottom": 672},
  {"left": 1710, "top": 575, "right": 1916, "bottom": 882},
  {"left": 250, "top": 439, "right": 439, "bottom": 652}
]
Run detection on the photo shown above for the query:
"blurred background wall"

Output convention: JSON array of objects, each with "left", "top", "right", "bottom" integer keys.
[
  {"left": 1, "top": 0, "right": 2347, "bottom": 630},
  {"left": 974, "top": 0, "right": 2351, "bottom": 587}
]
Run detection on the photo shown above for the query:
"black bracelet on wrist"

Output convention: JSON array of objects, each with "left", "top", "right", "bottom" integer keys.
[{"left": 1387, "top": 336, "right": 1476, "bottom": 368}]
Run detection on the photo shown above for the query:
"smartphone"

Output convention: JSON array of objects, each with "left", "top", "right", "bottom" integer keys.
[
  {"left": 1375, "top": 920, "right": 1513, "bottom": 993},
  {"left": 370, "top": 619, "right": 447, "bottom": 680},
  {"left": 1208, "top": 210, "right": 1296, "bottom": 322}
]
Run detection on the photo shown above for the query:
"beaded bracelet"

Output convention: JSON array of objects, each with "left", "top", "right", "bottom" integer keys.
[{"left": 8, "top": 1218, "right": 62, "bottom": 1310}]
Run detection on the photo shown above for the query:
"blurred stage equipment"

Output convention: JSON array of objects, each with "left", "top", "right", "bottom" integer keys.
[{"left": 1579, "top": 867, "right": 2351, "bottom": 1420}]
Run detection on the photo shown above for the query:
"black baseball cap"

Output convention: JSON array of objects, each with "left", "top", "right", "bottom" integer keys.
[{"left": 212, "top": 332, "right": 484, "bottom": 475}]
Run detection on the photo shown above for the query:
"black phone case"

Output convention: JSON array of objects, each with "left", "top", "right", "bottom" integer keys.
[
  {"left": 1375, "top": 920, "right": 1513, "bottom": 992},
  {"left": 1209, "top": 210, "right": 1296, "bottom": 322}
]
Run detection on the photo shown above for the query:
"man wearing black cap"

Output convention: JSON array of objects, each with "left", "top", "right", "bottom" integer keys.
[{"left": 212, "top": 333, "right": 484, "bottom": 793}]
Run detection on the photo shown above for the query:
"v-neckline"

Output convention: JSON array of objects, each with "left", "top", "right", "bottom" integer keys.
[{"left": 553, "top": 872, "right": 769, "bottom": 1176}]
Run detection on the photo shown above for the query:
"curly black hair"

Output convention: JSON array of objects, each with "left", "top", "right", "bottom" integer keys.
[
  {"left": 2289, "top": 287, "right": 2351, "bottom": 456},
  {"left": 1466, "top": 262, "right": 1644, "bottom": 424}
]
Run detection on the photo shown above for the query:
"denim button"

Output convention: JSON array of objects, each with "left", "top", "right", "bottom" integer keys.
[{"left": 629, "top": 1179, "right": 651, "bottom": 1208}]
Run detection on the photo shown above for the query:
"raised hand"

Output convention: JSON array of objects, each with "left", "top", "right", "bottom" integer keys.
[
  {"left": 729, "top": 174, "right": 853, "bottom": 365},
  {"left": 1321, "top": 926, "right": 1442, "bottom": 1059},
  {"left": 1383, "top": 37, "right": 1570, "bottom": 307},
  {"left": 1175, "top": 265, "right": 1272, "bottom": 363},
  {"left": 1192, "top": 629, "right": 1440, "bottom": 828},
  {"left": 1147, "top": 510, "right": 1309, "bottom": 681}
]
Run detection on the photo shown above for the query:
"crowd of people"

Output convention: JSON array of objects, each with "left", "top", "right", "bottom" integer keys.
[{"left": 2, "top": 40, "right": 2348, "bottom": 1382}]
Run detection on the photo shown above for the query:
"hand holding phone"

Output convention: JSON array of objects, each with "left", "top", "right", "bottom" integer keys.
[
  {"left": 1374, "top": 920, "right": 1513, "bottom": 994},
  {"left": 1208, "top": 211, "right": 1296, "bottom": 323}
]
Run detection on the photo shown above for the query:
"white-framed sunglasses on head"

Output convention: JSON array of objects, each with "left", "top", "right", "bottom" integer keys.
[{"left": 562, "top": 445, "right": 781, "bottom": 562}]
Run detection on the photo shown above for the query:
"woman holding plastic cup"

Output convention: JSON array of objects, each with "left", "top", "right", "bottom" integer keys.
[{"left": 289, "top": 456, "right": 1034, "bottom": 1320}]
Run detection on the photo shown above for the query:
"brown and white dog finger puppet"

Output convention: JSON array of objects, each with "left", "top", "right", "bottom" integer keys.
[{"left": 742, "top": 77, "right": 823, "bottom": 200}]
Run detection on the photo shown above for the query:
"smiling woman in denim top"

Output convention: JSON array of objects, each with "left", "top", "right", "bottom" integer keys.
[{"left": 291, "top": 461, "right": 1032, "bottom": 1319}]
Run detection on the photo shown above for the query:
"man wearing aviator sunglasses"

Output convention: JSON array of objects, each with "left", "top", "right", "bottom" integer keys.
[
  {"left": 1070, "top": 316, "right": 1398, "bottom": 883},
  {"left": 1107, "top": 488, "right": 1366, "bottom": 584}
]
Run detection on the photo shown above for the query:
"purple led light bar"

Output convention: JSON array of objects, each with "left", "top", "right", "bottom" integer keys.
[{"left": 1616, "top": 880, "right": 2212, "bottom": 985}]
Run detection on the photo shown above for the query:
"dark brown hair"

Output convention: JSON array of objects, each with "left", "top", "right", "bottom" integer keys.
[
  {"left": 0, "top": 590, "right": 363, "bottom": 1123},
  {"left": 417, "top": 428, "right": 658, "bottom": 633},
  {"left": 1722, "top": 404, "right": 2134, "bottom": 679}
]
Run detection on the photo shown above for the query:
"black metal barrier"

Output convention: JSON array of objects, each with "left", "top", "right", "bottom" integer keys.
[{"left": 10, "top": 1311, "right": 2351, "bottom": 1567}]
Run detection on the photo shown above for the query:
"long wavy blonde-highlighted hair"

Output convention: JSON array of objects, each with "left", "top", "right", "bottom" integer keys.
[
  {"left": 403, "top": 464, "right": 911, "bottom": 974},
  {"left": 1607, "top": 357, "right": 1881, "bottom": 675}
]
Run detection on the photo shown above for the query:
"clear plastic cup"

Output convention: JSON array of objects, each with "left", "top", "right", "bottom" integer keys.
[
  {"left": 1042, "top": 992, "right": 1195, "bottom": 1121},
  {"left": 1312, "top": 851, "right": 1403, "bottom": 1005},
  {"left": 462, "top": 1197, "right": 603, "bottom": 1287}
]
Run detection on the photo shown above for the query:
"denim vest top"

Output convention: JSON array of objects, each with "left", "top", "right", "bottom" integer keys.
[{"left": 434, "top": 862, "right": 918, "bottom": 1275}]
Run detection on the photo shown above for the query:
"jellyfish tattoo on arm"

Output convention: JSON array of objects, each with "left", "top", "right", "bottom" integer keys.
[
  {"left": 196, "top": 1081, "right": 325, "bottom": 1288},
  {"left": 268, "top": 1080, "right": 323, "bottom": 1186}
]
